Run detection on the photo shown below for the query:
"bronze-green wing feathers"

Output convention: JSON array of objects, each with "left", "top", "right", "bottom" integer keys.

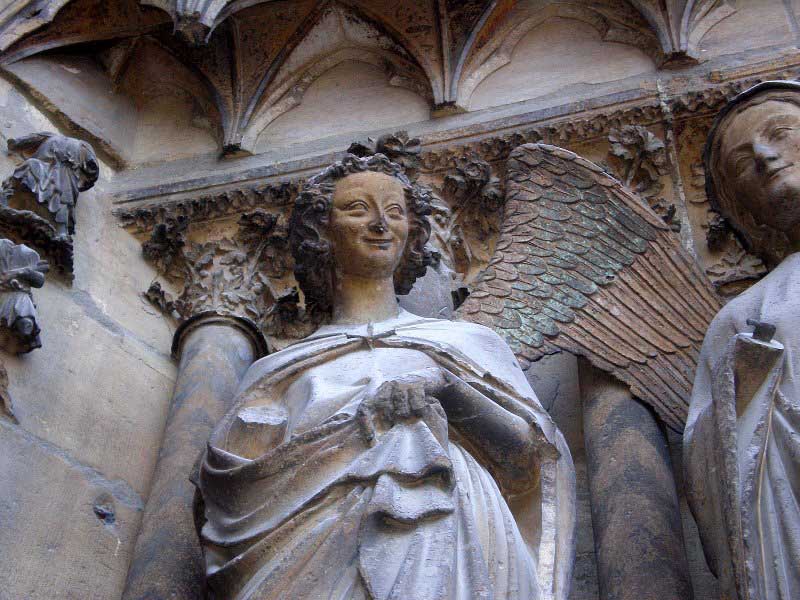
[{"left": 457, "top": 143, "right": 721, "bottom": 431}]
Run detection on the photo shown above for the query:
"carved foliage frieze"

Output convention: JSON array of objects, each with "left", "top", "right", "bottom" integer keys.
[
  {"left": 686, "top": 159, "right": 767, "bottom": 296},
  {"left": 607, "top": 125, "right": 679, "bottom": 231},
  {"left": 113, "top": 65, "right": 800, "bottom": 237},
  {"left": 427, "top": 154, "right": 504, "bottom": 282},
  {"left": 141, "top": 209, "right": 315, "bottom": 344},
  {"left": 136, "top": 132, "right": 512, "bottom": 343}
]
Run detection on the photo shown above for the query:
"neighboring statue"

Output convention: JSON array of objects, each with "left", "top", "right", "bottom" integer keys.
[
  {"left": 0, "top": 238, "right": 48, "bottom": 353},
  {"left": 684, "top": 80, "right": 800, "bottom": 600},
  {"left": 1, "top": 131, "right": 99, "bottom": 237},
  {"left": 195, "top": 154, "right": 577, "bottom": 600}
]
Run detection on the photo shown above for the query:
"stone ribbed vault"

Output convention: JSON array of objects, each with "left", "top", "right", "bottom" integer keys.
[{"left": 0, "top": 0, "right": 736, "bottom": 156}]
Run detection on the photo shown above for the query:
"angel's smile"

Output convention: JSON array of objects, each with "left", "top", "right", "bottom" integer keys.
[{"left": 364, "top": 237, "right": 394, "bottom": 247}]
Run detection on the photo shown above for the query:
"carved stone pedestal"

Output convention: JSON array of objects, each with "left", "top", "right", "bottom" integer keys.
[
  {"left": 580, "top": 360, "right": 692, "bottom": 600},
  {"left": 123, "top": 313, "right": 267, "bottom": 600}
]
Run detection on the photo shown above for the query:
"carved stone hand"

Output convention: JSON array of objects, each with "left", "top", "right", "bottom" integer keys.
[{"left": 356, "top": 368, "right": 447, "bottom": 443}]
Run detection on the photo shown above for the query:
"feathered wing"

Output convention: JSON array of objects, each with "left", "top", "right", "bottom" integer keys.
[{"left": 457, "top": 143, "right": 721, "bottom": 431}]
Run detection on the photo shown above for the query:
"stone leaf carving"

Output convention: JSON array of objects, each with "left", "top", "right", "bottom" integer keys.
[
  {"left": 608, "top": 125, "right": 679, "bottom": 231},
  {"left": 348, "top": 130, "right": 422, "bottom": 181},
  {"left": 705, "top": 246, "right": 767, "bottom": 296},
  {"left": 0, "top": 132, "right": 98, "bottom": 277},
  {"left": 687, "top": 162, "right": 767, "bottom": 293},
  {"left": 429, "top": 153, "right": 504, "bottom": 281},
  {"left": 142, "top": 209, "right": 307, "bottom": 339},
  {"left": 0, "top": 238, "right": 48, "bottom": 354}
]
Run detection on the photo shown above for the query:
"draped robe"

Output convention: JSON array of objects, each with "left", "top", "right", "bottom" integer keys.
[
  {"left": 685, "top": 253, "right": 800, "bottom": 600},
  {"left": 197, "top": 310, "right": 575, "bottom": 600}
]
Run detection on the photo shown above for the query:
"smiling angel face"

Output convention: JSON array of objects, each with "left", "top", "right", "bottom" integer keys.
[
  {"left": 328, "top": 171, "right": 410, "bottom": 280},
  {"left": 719, "top": 98, "right": 800, "bottom": 235}
]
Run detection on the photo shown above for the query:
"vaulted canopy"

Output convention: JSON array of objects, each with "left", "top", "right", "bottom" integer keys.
[{"left": 0, "top": 0, "right": 736, "bottom": 164}]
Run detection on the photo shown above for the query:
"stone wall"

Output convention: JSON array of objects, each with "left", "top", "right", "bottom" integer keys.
[
  {"left": 0, "top": 1, "right": 799, "bottom": 599},
  {"left": 0, "top": 77, "right": 175, "bottom": 600}
]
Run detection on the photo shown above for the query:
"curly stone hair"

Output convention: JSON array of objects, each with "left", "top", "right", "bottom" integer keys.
[
  {"left": 704, "top": 80, "right": 800, "bottom": 266},
  {"left": 289, "top": 153, "right": 433, "bottom": 319}
]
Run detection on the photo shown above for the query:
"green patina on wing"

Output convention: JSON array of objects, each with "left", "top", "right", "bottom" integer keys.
[{"left": 457, "top": 143, "right": 721, "bottom": 431}]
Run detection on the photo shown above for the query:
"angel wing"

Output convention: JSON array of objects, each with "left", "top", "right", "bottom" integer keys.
[{"left": 457, "top": 143, "right": 721, "bottom": 431}]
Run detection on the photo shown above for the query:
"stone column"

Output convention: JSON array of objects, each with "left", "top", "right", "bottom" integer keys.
[
  {"left": 122, "top": 312, "right": 267, "bottom": 600},
  {"left": 579, "top": 360, "right": 692, "bottom": 600}
]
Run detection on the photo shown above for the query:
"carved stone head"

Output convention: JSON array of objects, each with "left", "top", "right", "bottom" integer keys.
[
  {"left": 705, "top": 80, "right": 800, "bottom": 266},
  {"left": 289, "top": 154, "right": 432, "bottom": 318}
]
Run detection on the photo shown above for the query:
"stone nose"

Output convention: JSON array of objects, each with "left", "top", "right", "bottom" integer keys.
[
  {"left": 368, "top": 215, "right": 388, "bottom": 234},
  {"left": 753, "top": 142, "right": 780, "bottom": 172}
]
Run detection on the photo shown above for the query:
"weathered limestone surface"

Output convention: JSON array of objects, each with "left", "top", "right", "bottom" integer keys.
[
  {"left": 580, "top": 363, "right": 692, "bottom": 600},
  {"left": 0, "top": 420, "right": 143, "bottom": 600},
  {"left": 668, "top": 429, "right": 722, "bottom": 600},
  {"left": 0, "top": 77, "right": 176, "bottom": 600},
  {"left": 526, "top": 352, "right": 600, "bottom": 600},
  {"left": 0, "top": 0, "right": 790, "bottom": 168},
  {"left": 1, "top": 2, "right": 800, "bottom": 599},
  {"left": 6, "top": 281, "right": 175, "bottom": 494}
]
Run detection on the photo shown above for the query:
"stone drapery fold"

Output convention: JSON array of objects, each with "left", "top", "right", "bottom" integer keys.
[{"left": 197, "top": 313, "right": 575, "bottom": 600}]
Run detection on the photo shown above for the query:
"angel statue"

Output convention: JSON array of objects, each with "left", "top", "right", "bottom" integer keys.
[
  {"left": 195, "top": 154, "right": 577, "bottom": 600},
  {"left": 684, "top": 80, "right": 800, "bottom": 600}
]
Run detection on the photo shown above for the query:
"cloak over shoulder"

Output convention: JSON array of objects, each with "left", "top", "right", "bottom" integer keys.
[{"left": 197, "top": 313, "right": 576, "bottom": 600}]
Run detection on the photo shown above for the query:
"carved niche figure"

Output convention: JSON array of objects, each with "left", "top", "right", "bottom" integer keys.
[
  {"left": 1, "top": 132, "right": 99, "bottom": 237},
  {"left": 195, "top": 154, "right": 576, "bottom": 600},
  {"left": 684, "top": 81, "right": 800, "bottom": 600},
  {"left": 0, "top": 238, "right": 48, "bottom": 354}
]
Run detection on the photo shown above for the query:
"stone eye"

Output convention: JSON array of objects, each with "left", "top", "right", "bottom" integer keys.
[
  {"left": 344, "top": 200, "right": 369, "bottom": 212},
  {"left": 386, "top": 204, "right": 405, "bottom": 217},
  {"left": 770, "top": 126, "right": 795, "bottom": 140}
]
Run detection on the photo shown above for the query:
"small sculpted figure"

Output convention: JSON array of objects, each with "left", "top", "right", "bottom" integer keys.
[
  {"left": 196, "top": 154, "right": 576, "bottom": 600},
  {"left": 685, "top": 81, "right": 800, "bottom": 600},
  {"left": 2, "top": 132, "right": 99, "bottom": 237},
  {"left": 0, "top": 238, "right": 48, "bottom": 353}
]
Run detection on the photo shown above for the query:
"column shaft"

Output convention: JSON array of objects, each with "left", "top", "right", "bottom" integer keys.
[
  {"left": 123, "top": 316, "right": 264, "bottom": 600},
  {"left": 580, "top": 360, "right": 692, "bottom": 600}
]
